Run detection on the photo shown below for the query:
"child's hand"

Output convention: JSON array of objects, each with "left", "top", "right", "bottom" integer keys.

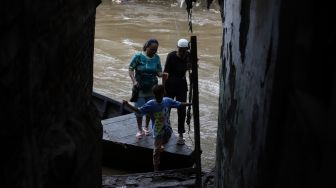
[
  {"left": 180, "top": 102, "right": 191, "bottom": 107},
  {"left": 162, "top": 72, "right": 169, "bottom": 80}
]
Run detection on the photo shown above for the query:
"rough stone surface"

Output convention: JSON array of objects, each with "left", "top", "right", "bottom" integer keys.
[
  {"left": 102, "top": 168, "right": 215, "bottom": 188},
  {"left": 216, "top": 0, "right": 335, "bottom": 187},
  {"left": 216, "top": 0, "right": 279, "bottom": 187},
  {"left": 1, "top": 0, "right": 102, "bottom": 188}
]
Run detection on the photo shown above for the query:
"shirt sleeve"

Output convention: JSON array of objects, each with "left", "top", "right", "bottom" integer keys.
[
  {"left": 138, "top": 101, "right": 151, "bottom": 115},
  {"left": 167, "top": 98, "right": 181, "bottom": 108},
  {"left": 129, "top": 52, "right": 140, "bottom": 70}
]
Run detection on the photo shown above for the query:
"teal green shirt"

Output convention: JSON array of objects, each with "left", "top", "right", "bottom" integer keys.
[{"left": 129, "top": 52, "right": 162, "bottom": 97}]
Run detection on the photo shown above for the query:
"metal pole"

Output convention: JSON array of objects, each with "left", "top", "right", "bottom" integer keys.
[{"left": 190, "top": 35, "right": 202, "bottom": 187}]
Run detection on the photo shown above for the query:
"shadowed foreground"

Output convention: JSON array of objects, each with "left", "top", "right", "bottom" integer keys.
[{"left": 102, "top": 168, "right": 215, "bottom": 188}]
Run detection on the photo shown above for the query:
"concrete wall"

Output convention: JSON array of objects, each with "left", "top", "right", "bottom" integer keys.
[
  {"left": 215, "top": 0, "right": 335, "bottom": 187},
  {"left": 1, "top": 0, "right": 102, "bottom": 187}
]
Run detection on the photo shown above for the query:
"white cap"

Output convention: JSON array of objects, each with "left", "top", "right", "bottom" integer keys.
[{"left": 177, "top": 38, "right": 189, "bottom": 48}]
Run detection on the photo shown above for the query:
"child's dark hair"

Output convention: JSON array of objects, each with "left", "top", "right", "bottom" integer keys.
[
  {"left": 152, "top": 84, "right": 164, "bottom": 97},
  {"left": 143, "top": 38, "right": 159, "bottom": 51}
]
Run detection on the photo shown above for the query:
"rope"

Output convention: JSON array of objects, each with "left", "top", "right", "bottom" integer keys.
[
  {"left": 187, "top": 128, "right": 194, "bottom": 147},
  {"left": 185, "top": 0, "right": 195, "bottom": 142},
  {"left": 186, "top": 70, "right": 193, "bottom": 133},
  {"left": 186, "top": 68, "right": 193, "bottom": 146},
  {"left": 185, "top": 0, "right": 196, "bottom": 33}
]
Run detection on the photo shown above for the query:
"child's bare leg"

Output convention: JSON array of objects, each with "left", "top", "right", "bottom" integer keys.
[
  {"left": 136, "top": 116, "right": 143, "bottom": 132},
  {"left": 153, "top": 139, "right": 162, "bottom": 171},
  {"left": 145, "top": 114, "right": 150, "bottom": 129}
]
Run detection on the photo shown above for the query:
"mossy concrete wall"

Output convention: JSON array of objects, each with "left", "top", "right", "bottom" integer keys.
[
  {"left": 1, "top": 0, "right": 102, "bottom": 187},
  {"left": 216, "top": 0, "right": 335, "bottom": 187}
]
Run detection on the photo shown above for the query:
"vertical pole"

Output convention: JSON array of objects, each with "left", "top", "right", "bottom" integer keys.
[{"left": 190, "top": 35, "right": 202, "bottom": 187}]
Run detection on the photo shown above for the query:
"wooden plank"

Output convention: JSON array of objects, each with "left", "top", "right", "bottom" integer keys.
[
  {"left": 95, "top": 92, "right": 195, "bottom": 171},
  {"left": 101, "top": 113, "right": 135, "bottom": 125},
  {"left": 165, "top": 143, "right": 193, "bottom": 155},
  {"left": 190, "top": 35, "right": 202, "bottom": 187},
  {"left": 103, "top": 115, "right": 193, "bottom": 153}
]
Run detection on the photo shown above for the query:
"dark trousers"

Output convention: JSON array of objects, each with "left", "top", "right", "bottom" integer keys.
[{"left": 165, "top": 89, "right": 187, "bottom": 134}]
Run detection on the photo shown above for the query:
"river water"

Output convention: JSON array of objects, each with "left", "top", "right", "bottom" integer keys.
[{"left": 94, "top": 0, "right": 222, "bottom": 173}]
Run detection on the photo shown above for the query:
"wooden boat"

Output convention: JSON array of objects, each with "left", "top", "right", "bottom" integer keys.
[
  {"left": 92, "top": 91, "right": 133, "bottom": 119},
  {"left": 92, "top": 91, "right": 195, "bottom": 172}
]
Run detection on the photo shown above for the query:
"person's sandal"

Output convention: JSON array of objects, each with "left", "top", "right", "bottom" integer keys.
[
  {"left": 136, "top": 131, "right": 144, "bottom": 139},
  {"left": 143, "top": 127, "right": 151, "bottom": 136},
  {"left": 176, "top": 137, "right": 185, "bottom": 145}
]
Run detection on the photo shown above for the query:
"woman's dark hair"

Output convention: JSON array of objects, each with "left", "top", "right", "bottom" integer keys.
[{"left": 143, "top": 38, "right": 159, "bottom": 51}]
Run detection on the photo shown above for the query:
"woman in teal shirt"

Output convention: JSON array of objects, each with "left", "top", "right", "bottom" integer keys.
[{"left": 128, "top": 39, "right": 168, "bottom": 139}]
